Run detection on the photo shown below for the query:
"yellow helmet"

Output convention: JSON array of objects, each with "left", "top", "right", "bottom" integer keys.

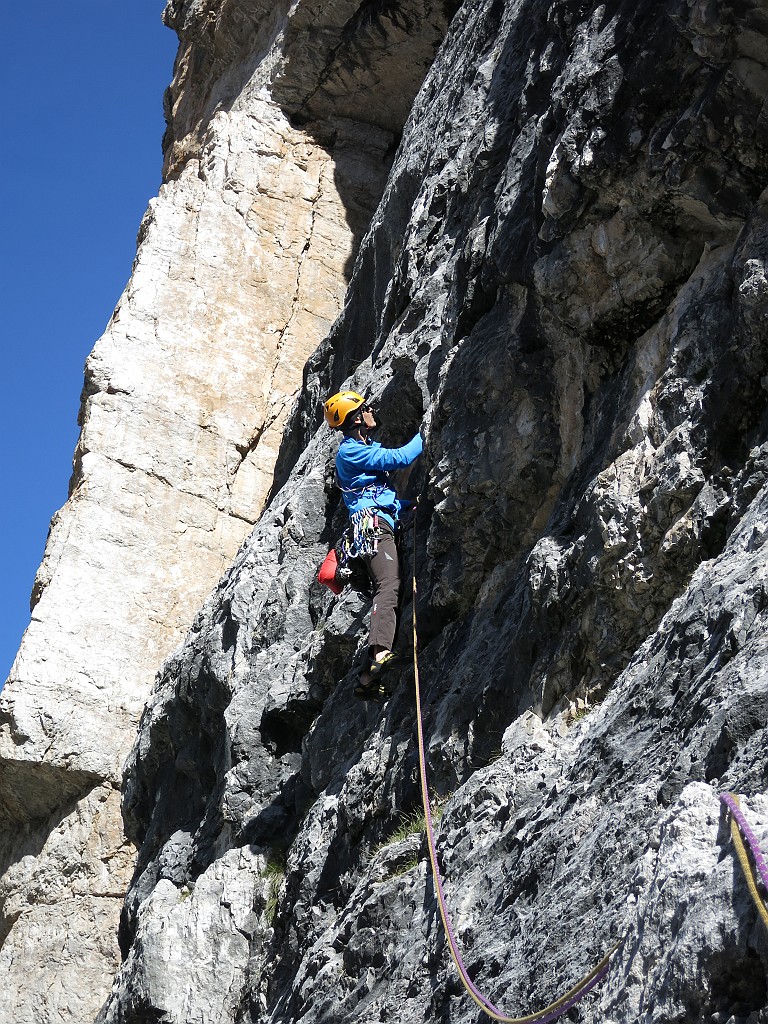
[{"left": 323, "top": 390, "right": 365, "bottom": 429}]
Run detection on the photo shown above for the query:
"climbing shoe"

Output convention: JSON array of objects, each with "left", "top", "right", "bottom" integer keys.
[
  {"left": 353, "top": 678, "right": 386, "bottom": 702},
  {"left": 368, "top": 651, "right": 402, "bottom": 678}
]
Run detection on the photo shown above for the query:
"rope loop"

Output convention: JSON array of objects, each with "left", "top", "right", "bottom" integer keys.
[{"left": 410, "top": 514, "right": 621, "bottom": 1022}]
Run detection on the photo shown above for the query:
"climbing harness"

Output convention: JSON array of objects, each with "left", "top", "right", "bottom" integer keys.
[
  {"left": 337, "top": 476, "right": 391, "bottom": 504},
  {"left": 720, "top": 793, "right": 768, "bottom": 930},
  {"left": 317, "top": 491, "right": 382, "bottom": 595},
  {"left": 409, "top": 515, "right": 623, "bottom": 1022},
  {"left": 318, "top": 480, "right": 389, "bottom": 590},
  {"left": 318, "top": 470, "right": 412, "bottom": 594}
]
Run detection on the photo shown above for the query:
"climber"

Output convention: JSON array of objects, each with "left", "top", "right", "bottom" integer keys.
[{"left": 323, "top": 389, "right": 423, "bottom": 699}]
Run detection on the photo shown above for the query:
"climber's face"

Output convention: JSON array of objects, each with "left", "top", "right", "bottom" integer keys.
[{"left": 344, "top": 402, "right": 377, "bottom": 437}]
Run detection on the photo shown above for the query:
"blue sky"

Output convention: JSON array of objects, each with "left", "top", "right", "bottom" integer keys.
[{"left": 0, "top": 3, "right": 178, "bottom": 681}]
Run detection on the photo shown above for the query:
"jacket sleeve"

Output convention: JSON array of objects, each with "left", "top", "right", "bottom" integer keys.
[{"left": 346, "top": 433, "right": 423, "bottom": 473}]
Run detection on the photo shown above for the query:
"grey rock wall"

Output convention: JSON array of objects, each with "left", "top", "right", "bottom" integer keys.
[
  {"left": 4, "top": 0, "right": 768, "bottom": 1021},
  {"left": 97, "top": 1, "right": 768, "bottom": 1023}
]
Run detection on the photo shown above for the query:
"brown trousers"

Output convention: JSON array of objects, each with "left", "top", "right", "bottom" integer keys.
[{"left": 363, "top": 524, "right": 400, "bottom": 651}]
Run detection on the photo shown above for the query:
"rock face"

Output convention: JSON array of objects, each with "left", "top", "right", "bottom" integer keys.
[
  {"left": 0, "top": 1, "right": 455, "bottom": 1020},
  {"left": 5, "top": 0, "right": 768, "bottom": 1022},
  {"left": 93, "top": 0, "right": 768, "bottom": 1022}
]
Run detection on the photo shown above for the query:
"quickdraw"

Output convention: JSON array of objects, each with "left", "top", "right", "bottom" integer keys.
[
  {"left": 409, "top": 515, "right": 622, "bottom": 1022},
  {"left": 337, "top": 508, "right": 380, "bottom": 565}
]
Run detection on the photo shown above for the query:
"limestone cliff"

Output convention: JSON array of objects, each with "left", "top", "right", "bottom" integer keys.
[{"left": 5, "top": 0, "right": 768, "bottom": 1022}]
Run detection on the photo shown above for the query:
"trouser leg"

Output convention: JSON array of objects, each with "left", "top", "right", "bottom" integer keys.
[{"left": 364, "top": 527, "right": 400, "bottom": 652}]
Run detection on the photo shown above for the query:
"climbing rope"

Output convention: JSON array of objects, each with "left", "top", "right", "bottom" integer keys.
[
  {"left": 720, "top": 793, "right": 768, "bottom": 931},
  {"left": 409, "top": 516, "right": 622, "bottom": 1022}
]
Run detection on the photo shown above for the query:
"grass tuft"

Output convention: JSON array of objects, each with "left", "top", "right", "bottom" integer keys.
[
  {"left": 264, "top": 849, "right": 286, "bottom": 925},
  {"left": 376, "top": 797, "right": 447, "bottom": 854},
  {"left": 387, "top": 807, "right": 428, "bottom": 845}
]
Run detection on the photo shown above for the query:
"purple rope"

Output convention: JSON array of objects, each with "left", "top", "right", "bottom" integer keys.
[{"left": 720, "top": 793, "right": 768, "bottom": 892}]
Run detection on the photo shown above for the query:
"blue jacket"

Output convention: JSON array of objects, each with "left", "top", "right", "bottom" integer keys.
[{"left": 336, "top": 433, "right": 423, "bottom": 529}]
